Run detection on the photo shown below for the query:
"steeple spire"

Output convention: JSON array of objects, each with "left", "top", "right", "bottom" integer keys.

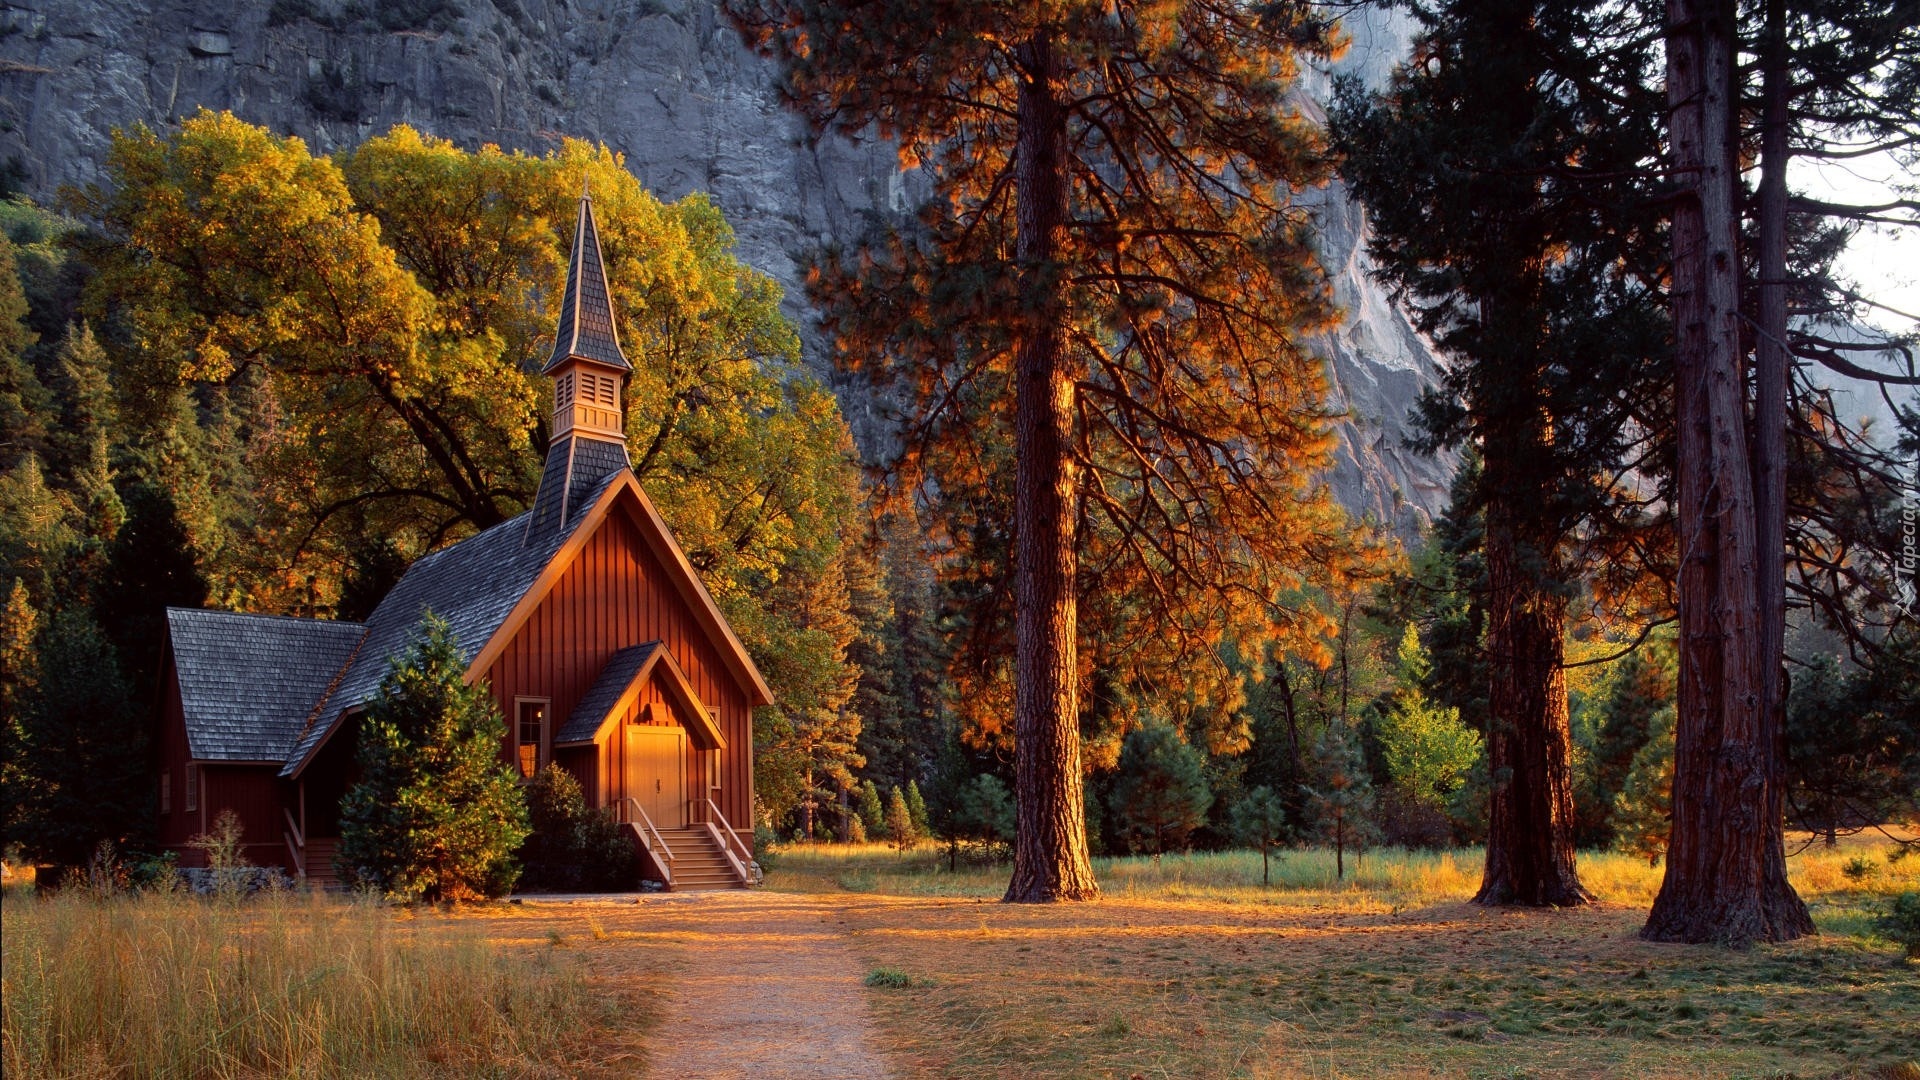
[
  {"left": 526, "top": 184, "right": 633, "bottom": 542},
  {"left": 545, "top": 185, "right": 630, "bottom": 374}
]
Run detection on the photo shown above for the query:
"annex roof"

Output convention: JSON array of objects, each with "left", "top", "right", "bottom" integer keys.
[
  {"left": 165, "top": 608, "right": 366, "bottom": 762},
  {"left": 555, "top": 641, "right": 726, "bottom": 750}
]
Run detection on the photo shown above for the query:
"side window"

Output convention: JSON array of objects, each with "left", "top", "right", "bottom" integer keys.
[
  {"left": 184, "top": 763, "right": 199, "bottom": 812},
  {"left": 517, "top": 700, "right": 549, "bottom": 778},
  {"left": 160, "top": 770, "right": 171, "bottom": 815},
  {"left": 708, "top": 746, "right": 722, "bottom": 790}
]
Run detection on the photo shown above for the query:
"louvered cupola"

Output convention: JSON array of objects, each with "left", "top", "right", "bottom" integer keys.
[{"left": 526, "top": 187, "right": 634, "bottom": 542}]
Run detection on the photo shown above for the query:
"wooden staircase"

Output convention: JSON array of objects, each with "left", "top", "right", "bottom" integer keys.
[
  {"left": 302, "top": 837, "right": 341, "bottom": 890},
  {"left": 655, "top": 826, "right": 749, "bottom": 891}
]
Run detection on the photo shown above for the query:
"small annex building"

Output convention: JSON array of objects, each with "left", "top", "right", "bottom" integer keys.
[{"left": 155, "top": 192, "right": 771, "bottom": 891}]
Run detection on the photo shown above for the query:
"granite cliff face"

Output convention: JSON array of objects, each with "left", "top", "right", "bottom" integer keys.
[{"left": 0, "top": 0, "right": 1454, "bottom": 531}]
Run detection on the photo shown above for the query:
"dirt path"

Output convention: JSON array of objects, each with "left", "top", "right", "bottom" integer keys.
[{"left": 512, "top": 891, "right": 895, "bottom": 1079}]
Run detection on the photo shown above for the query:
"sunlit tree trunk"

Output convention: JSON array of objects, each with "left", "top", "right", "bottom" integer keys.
[
  {"left": 1005, "top": 33, "right": 1097, "bottom": 903},
  {"left": 1477, "top": 477, "right": 1590, "bottom": 906},
  {"left": 1643, "top": 0, "right": 1812, "bottom": 945}
]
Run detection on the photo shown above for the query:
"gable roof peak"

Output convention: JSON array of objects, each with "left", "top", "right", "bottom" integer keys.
[{"left": 544, "top": 186, "right": 630, "bottom": 374}]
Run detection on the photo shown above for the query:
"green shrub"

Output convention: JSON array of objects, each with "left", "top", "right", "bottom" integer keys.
[
  {"left": 338, "top": 614, "right": 529, "bottom": 902},
  {"left": 519, "top": 764, "right": 638, "bottom": 892},
  {"left": 753, "top": 822, "right": 781, "bottom": 871},
  {"left": 1875, "top": 891, "right": 1920, "bottom": 959}
]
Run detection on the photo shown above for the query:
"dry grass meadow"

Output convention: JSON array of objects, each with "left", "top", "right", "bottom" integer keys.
[
  {"left": 3, "top": 833, "right": 1915, "bottom": 1079},
  {"left": 770, "top": 834, "right": 1920, "bottom": 1079},
  {"left": 0, "top": 882, "right": 645, "bottom": 1080}
]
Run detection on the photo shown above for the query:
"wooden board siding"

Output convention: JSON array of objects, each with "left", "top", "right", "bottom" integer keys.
[
  {"left": 156, "top": 651, "right": 196, "bottom": 855},
  {"left": 482, "top": 505, "right": 755, "bottom": 846},
  {"left": 200, "top": 766, "right": 292, "bottom": 869}
]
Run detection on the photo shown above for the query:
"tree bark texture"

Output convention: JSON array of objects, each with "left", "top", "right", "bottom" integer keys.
[
  {"left": 1643, "top": 0, "right": 1812, "bottom": 945},
  {"left": 1753, "top": 0, "right": 1793, "bottom": 855},
  {"left": 1476, "top": 493, "right": 1592, "bottom": 906},
  {"left": 1005, "top": 34, "right": 1098, "bottom": 903}
]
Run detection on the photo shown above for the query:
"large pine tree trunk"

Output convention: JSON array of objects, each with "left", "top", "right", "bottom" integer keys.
[
  {"left": 1476, "top": 495, "right": 1591, "bottom": 906},
  {"left": 1753, "top": 0, "right": 1793, "bottom": 842},
  {"left": 1005, "top": 33, "right": 1098, "bottom": 903},
  {"left": 1643, "top": 0, "right": 1812, "bottom": 945}
]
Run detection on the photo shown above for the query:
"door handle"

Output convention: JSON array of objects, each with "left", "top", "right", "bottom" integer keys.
[{"left": 656, "top": 778, "right": 662, "bottom": 793}]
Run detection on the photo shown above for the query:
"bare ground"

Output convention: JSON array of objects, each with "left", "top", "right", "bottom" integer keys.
[{"left": 494, "top": 891, "right": 895, "bottom": 1079}]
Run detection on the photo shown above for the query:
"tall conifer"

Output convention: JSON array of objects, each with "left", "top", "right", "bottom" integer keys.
[
  {"left": 729, "top": 0, "right": 1373, "bottom": 902},
  {"left": 1331, "top": 0, "right": 1668, "bottom": 905}
]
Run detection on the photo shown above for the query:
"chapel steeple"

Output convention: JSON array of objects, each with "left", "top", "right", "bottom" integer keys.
[{"left": 526, "top": 186, "right": 633, "bottom": 542}]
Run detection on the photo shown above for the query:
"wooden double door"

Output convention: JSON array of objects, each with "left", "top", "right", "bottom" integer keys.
[{"left": 624, "top": 725, "right": 686, "bottom": 828}]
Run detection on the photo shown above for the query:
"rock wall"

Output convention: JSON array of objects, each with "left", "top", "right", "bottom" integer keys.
[{"left": 0, "top": 0, "right": 1454, "bottom": 532}]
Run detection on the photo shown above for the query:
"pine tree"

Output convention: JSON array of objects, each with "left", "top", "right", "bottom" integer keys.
[
  {"left": 905, "top": 779, "right": 929, "bottom": 837},
  {"left": 0, "top": 456, "right": 76, "bottom": 608},
  {"left": 47, "top": 322, "right": 114, "bottom": 484},
  {"left": 1303, "top": 722, "right": 1377, "bottom": 883},
  {"left": 1230, "top": 786, "right": 1289, "bottom": 887},
  {"left": 1374, "top": 625, "right": 1482, "bottom": 810},
  {"left": 956, "top": 774, "right": 1018, "bottom": 848},
  {"left": 1112, "top": 722, "right": 1212, "bottom": 862},
  {"left": 728, "top": 0, "right": 1372, "bottom": 902},
  {"left": 1574, "top": 641, "right": 1675, "bottom": 846},
  {"left": 884, "top": 786, "right": 915, "bottom": 853},
  {"left": 855, "top": 778, "right": 885, "bottom": 840},
  {"left": 0, "top": 235, "right": 47, "bottom": 472},
  {"left": 1331, "top": 0, "right": 1669, "bottom": 907},
  {"left": 338, "top": 613, "right": 529, "bottom": 902},
  {"left": 11, "top": 609, "right": 148, "bottom": 867},
  {"left": 92, "top": 479, "right": 208, "bottom": 702},
  {"left": 0, "top": 578, "right": 37, "bottom": 848},
  {"left": 1613, "top": 708, "right": 1676, "bottom": 866}
]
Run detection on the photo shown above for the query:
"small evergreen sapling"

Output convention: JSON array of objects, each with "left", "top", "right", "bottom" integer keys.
[
  {"left": 338, "top": 613, "right": 530, "bottom": 902},
  {"left": 885, "top": 786, "right": 915, "bottom": 853},
  {"left": 905, "top": 780, "right": 929, "bottom": 837},
  {"left": 1303, "top": 722, "right": 1377, "bottom": 882},
  {"left": 1231, "top": 786, "right": 1289, "bottom": 886},
  {"left": 1112, "top": 722, "right": 1212, "bottom": 863},
  {"left": 1613, "top": 707, "right": 1676, "bottom": 866},
  {"left": 519, "top": 763, "right": 638, "bottom": 892},
  {"left": 855, "top": 779, "right": 885, "bottom": 839}
]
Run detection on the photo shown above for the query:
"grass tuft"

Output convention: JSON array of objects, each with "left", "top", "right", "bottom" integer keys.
[{"left": 864, "top": 966, "right": 930, "bottom": 989}]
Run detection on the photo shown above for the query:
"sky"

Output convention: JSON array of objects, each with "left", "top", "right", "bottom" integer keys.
[{"left": 1792, "top": 151, "right": 1920, "bottom": 335}]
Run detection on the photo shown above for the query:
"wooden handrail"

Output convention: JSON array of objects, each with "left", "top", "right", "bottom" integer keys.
[
  {"left": 283, "top": 829, "right": 304, "bottom": 879},
  {"left": 283, "top": 807, "right": 304, "bottom": 850},
  {"left": 704, "top": 798, "right": 754, "bottom": 886},
  {"left": 618, "top": 797, "right": 674, "bottom": 883}
]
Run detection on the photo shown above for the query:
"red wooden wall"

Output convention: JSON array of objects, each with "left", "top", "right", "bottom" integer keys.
[
  {"left": 482, "top": 504, "right": 755, "bottom": 846},
  {"left": 155, "top": 653, "right": 290, "bottom": 869}
]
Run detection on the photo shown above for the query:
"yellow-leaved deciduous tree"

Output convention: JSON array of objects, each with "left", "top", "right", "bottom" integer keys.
[
  {"left": 84, "top": 113, "right": 858, "bottom": 610},
  {"left": 82, "top": 115, "right": 872, "bottom": 807},
  {"left": 81, "top": 110, "right": 507, "bottom": 611},
  {"left": 338, "top": 126, "right": 848, "bottom": 602}
]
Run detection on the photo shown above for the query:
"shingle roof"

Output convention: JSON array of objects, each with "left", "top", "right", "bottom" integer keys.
[
  {"left": 166, "top": 609, "right": 366, "bottom": 761},
  {"left": 524, "top": 434, "right": 631, "bottom": 542},
  {"left": 280, "top": 473, "right": 619, "bottom": 777},
  {"left": 544, "top": 193, "right": 629, "bottom": 373},
  {"left": 554, "top": 641, "right": 661, "bottom": 745}
]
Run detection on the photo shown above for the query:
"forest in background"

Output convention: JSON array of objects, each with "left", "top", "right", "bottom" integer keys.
[{"left": 0, "top": 0, "right": 1915, "bottom": 921}]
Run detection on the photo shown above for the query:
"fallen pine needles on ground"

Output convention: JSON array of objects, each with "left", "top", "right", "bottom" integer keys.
[{"left": 771, "top": 835, "right": 1920, "bottom": 1079}]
